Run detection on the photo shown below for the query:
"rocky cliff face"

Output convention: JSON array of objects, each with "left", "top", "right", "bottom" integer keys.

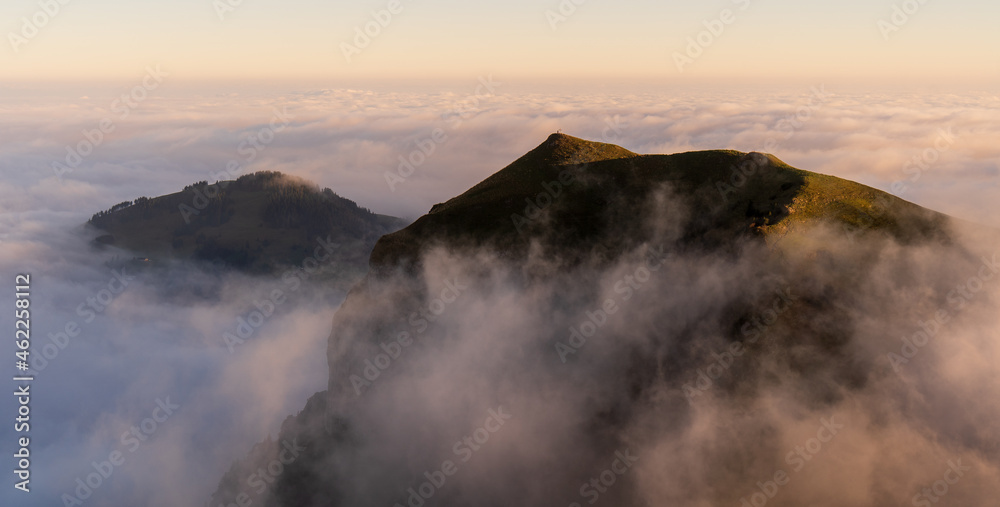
[{"left": 211, "top": 134, "right": 1000, "bottom": 507}]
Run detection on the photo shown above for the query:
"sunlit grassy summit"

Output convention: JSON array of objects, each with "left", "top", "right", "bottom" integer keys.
[{"left": 373, "top": 133, "right": 948, "bottom": 272}]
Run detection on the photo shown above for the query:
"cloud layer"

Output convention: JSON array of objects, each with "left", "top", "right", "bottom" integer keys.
[
  {"left": 2, "top": 84, "right": 998, "bottom": 225},
  {"left": 1, "top": 85, "right": 998, "bottom": 506}
]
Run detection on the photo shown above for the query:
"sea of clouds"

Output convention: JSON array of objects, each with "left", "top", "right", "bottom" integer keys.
[{"left": 0, "top": 83, "right": 998, "bottom": 506}]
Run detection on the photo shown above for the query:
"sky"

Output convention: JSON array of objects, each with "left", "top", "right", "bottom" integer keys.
[{"left": 2, "top": 0, "right": 1000, "bottom": 84}]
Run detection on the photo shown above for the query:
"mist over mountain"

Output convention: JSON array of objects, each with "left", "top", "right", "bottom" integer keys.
[{"left": 208, "top": 134, "right": 1000, "bottom": 506}]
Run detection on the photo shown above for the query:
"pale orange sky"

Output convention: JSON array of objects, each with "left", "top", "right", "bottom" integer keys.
[{"left": 2, "top": 0, "right": 999, "bottom": 84}]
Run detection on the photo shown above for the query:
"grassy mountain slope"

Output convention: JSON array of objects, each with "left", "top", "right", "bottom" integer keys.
[{"left": 373, "top": 133, "right": 947, "bottom": 272}]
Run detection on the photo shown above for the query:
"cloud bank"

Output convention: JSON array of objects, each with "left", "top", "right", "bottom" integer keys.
[
  {"left": 1, "top": 84, "right": 998, "bottom": 506},
  {"left": 1, "top": 84, "right": 998, "bottom": 224}
]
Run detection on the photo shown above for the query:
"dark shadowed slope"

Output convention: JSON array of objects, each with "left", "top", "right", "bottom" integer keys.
[{"left": 87, "top": 171, "right": 407, "bottom": 287}]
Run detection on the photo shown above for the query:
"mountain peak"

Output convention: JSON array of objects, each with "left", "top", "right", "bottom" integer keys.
[
  {"left": 533, "top": 132, "right": 637, "bottom": 166},
  {"left": 373, "top": 135, "right": 950, "bottom": 272},
  {"left": 424, "top": 133, "right": 634, "bottom": 217}
]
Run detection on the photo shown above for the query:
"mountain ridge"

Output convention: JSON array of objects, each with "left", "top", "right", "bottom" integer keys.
[{"left": 371, "top": 133, "right": 948, "bottom": 274}]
